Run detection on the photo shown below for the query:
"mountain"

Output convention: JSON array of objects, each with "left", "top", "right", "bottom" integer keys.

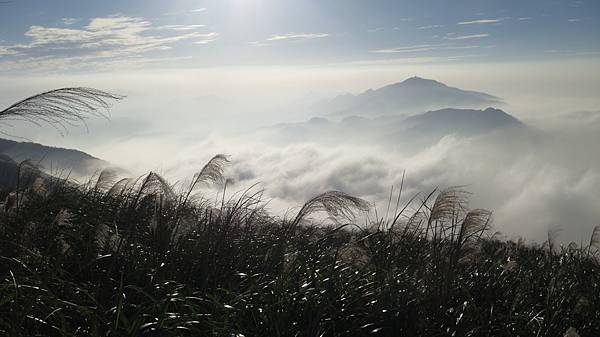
[
  {"left": 0, "top": 138, "right": 109, "bottom": 178},
  {"left": 314, "top": 77, "right": 503, "bottom": 117},
  {"left": 263, "top": 107, "right": 527, "bottom": 149},
  {"left": 0, "top": 154, "right": 49, "bottom": 193},
  {"left": 401, "top": 107, "right": 524, "bottom": 136}
]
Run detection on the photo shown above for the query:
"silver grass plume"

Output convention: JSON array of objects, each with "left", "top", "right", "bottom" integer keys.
[
  {"left": 95, "top": 223, "right": 120, "bottom": 253},
  {"left": 429, "top": 187, "right": 470, "bottom": 223},
  {"left": 461, "top": 209, "right": 492, "bottom": 241},
  {"left": 139, "top": 172, "right": 176, "bottom": 201},
  {"left": 458, "top": 209, "right": 492, "bottom": 263},
  {"left": 54, "top": 209, "right": 74, "bottom": 227},
  {"left": 564, "top": 327, "right": 581, "bottom": 337},
  {"left": 93, "top": 169, "right": 118, "bottom": 192},
  {"left": 589, "top": 225, "right": 600, "bottom": 250},
  {"left": 107, "top": 178, "right": 131, "bottom": 196},
  {"left": 292, "top": 191, "right": 370, "bottom": 227},
  {"left": 0, "top": 87, "right": 123, "bottom": 135},
  {"left": 545, "top": 227, "right": 562, "bottom": 255},
  {"left": 31, "top": 177, "right": 47, "bottom": 196},
  {"left": 183, "top": 154, "right": 230, "bottom": 204}
]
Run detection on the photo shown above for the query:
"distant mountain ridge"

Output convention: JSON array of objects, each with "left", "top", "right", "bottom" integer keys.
[
  {"left": 0, "top": 138, "right": 108, "bottom": 178},
  {"left": 264, "top": 107, "right": 526, "bottom": 149},
  {"left": 402, "top": 107, "right": 523, "bottom": 135},
  {"left": 315, "top": 76, "right": 503, "bottom": 117}
]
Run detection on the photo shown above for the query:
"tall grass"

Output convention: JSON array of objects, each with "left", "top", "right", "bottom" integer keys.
[
  {"left": 0, "top": 163, "right": 598, "bottom": 336},
  {"left": 0, "top": 88, "right": 598, "bottom": 336}
]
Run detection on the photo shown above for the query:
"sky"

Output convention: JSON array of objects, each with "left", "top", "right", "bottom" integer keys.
[
  {"left": 1, "top": 0, "right": 600, "bottom": 243},
  {"left": 0, "top": 0, "right": 599, "bottom": 71}
]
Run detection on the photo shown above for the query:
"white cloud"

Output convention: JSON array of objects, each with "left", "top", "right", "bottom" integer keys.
[
  {"left": 164, "top": 8, "right": 208, "bottom": 16},
  {"left": 568, "top": 18, "right": 581, "bottom": 22},
  {"left": 248, "top": 41, "right": 268, "bottom": 47},
  {"left": 143, "top": 115, "right": 600, "bottom": 243},
  {"left": 446, "top": 34, "right": 490, "bottom": 40},
  {"left": 341, "top": 54, "right": 481, "bottom": 66},
  {"left": 370, "top": 44, "right": 479, "bottom": 54},
  {"left": 193, "top": 32, "right": 219, "bottom": 44},
  {"left": 417, "top": 25, "right": 445, "bottom": 30},
  {"left": 371, "top": 44, "right": 437, "bottom": 53},
  {"left": 248, "top": 32, "right": 329, "bottom": 47},
  {"left": 0, "top": 15, "right": 217, "bottom": 71},
  {"left": 61, "top": 18, "right": 79, "bottom": 25},
  {"left": 0, "top": 45, "right": 17, "bottom": 56},
  {"left": 518, "top": 17, "right": 532, "bottom": 21},
  {"left": 367, "top": 27, "right": 384, "bottom": 33},
  {"left": 156, "top": 24, "right": 206, "bottom": 31},
  {"left": 458, "top": 18, "right": 503, "bottom": 25},
  {"left": 266, "top": 33, "right": 329, "bottom": 41}
]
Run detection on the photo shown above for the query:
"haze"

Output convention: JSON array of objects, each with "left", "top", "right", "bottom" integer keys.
[{"left": 1, "top": 0, "right": 600, "bottom": 243}]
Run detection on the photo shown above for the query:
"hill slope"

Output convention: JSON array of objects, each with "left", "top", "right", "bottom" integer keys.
[{"left": 0, "top": 138, "right": 108, "bottom": 178}]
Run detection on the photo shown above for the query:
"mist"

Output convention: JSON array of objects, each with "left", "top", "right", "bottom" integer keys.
[{"left": 1, "top": 58, "right": 600, "bottom": 243}]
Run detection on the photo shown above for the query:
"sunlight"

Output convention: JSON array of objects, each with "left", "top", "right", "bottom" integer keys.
[{"left": 230, "top": 0, "right": 263, "bottom": 12}]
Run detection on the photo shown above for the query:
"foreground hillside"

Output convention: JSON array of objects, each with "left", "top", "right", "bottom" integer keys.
[
  {"left": 0, "top": 156, "right": 598, "bottom": 337},
  {"left": 0, "top": 138, "right": 108, "bottom": 178}
]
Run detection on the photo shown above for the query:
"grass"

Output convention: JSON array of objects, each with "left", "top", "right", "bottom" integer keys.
[
  {"left": 0, "top": 160, "right": 598, "bottom": 337},
  {"left": 0, "top": 88, "right": 599, "bottom": 336}
]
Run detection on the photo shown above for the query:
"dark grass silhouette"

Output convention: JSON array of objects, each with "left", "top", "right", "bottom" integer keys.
[
  {"left": 0, "top": 165, "right": 598, "bottom": 337},
  {"left": 0, "top": 89, "right": 599, "bottom": 336}
]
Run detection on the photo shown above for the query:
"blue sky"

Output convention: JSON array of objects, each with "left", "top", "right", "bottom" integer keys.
[{"left": 1, "top": 0, "right": 599, "bottom": 72}]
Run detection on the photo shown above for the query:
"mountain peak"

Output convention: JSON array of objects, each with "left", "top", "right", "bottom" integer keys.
[
  {"left": 399, "top": 76, "right": 445, "bottom": 87},
  {"left": 317, "top": 77, "right": 503, "bottom": 117}
]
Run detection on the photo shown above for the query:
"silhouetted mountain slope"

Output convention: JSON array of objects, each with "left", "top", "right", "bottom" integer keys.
[
  {"left": 264, "top": 107, "right": 527, "bottom": 148},
  {"left": 315, "top": 77, "right": 503, "bottom": 117},
  {"left": 0, "top": 154, "right": 48, "bottom": 192},
  {"left": 0, "top": 138, "right": 107, "bottom": 177},
  {"left": 402, "top": 107, "right": 524, "bottom": 135}
]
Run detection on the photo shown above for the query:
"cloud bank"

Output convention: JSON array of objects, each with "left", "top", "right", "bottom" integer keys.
[{"left": 0, "top": 15, "right": 217, "bottom": 71}]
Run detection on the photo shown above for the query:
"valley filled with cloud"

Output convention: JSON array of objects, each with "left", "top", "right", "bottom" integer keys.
[{"left": 1, "top": 0, "right": 599, "bottom": 244}]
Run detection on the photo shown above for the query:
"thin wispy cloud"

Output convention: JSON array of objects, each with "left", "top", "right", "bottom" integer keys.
[
  {"left": 370, "top": 44, "right": 479, "bottom": 54},
  {"left": 164, "top": 7, "right": 208, "bottom": 16},
  {"left": 193, "top": 32, "right": 219, "bottom": 44},
  {"left": 0, "top": 15, "right": 217, "bottom": 71},
  {"left": 458, "top": 18, "right": 503, "bottom": 25},
  {"left": 0, "top": 46, "right": 17, "bottom": 56},
  {"left": 266, "top": 33, "right": 329, "bottom": 41},
  {"left": 568, "top": 18, "right": 581, "bottom": 22},
  {"left": 417, "top": 25, "right": 444, "bottom": 30},
  {"left": 343, "top": 54, "right": 481, "bottom": 66},
  {"left": 0, "top": 54, "right": 195, "bottom": 72},
  {"left": 371, "top": 44, "right": 436, "bottom": 53},
  {"left": 367, "top": 27, "right": 384, "bottom": 33},
  {"left": 518, "top": 17, "right": 532, "bottom": 21},
  {"left": 61, "top": 18, "right": 79, "bottom": 25},
  {"left": 545, "top": 49, "right": 600, "bottom": 57},
  {"left": 571, "top": 0, "right": 584, "bottom": 7},
  {"left": 248, "top": 41, "right": 268, "bottom": 47},
  {"left": 446, "top": 33, "right": 490, "bottom": 40},
  {"left": 248, "top": 32, "right": 329, "bottom": 47},
  {"left": 156, "top": 24, "right": 206, "bottom": 31}
]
